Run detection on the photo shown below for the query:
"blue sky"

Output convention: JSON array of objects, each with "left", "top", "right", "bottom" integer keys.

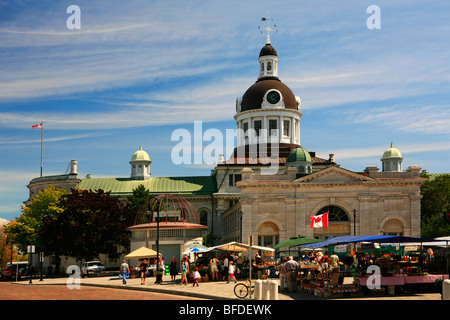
[{"left": 1, "top": 0, "right": 449, "bottom": 223}]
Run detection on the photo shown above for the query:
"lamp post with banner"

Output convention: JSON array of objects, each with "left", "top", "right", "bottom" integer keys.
[{"left": 27, "top": 245, "right": 35, "bottom": 284}]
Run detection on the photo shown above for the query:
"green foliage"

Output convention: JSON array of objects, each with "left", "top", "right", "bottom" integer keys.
[
  {"left": 421, "top": 215, "right": 450, "bottom": 239},
  {"left": 5, "top": 185, "right": 66, "bottom": 253},
  {"left": 420, "top": 173, "right": 449, "bottom": 219},
  {"left": 127, "top": 184, "right": 154, "bottom": 214},
  {"left": 40, "top": 189, "right": 134, "bottom": 261},
  {"left": 420, "top": 173, "right": 450, "bottom": 238}
]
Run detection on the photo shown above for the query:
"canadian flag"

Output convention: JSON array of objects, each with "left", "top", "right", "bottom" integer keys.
[
  {"left": 310, "top": 212, "right": 329, "bottom": 228},
  {"left": 31, "top": 122, "right": 43, "bottom": 129}
]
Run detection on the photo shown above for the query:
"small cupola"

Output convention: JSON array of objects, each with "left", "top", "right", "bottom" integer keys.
[
  {"left": 381, "top": 142, "right": 403, "bottom": 172},
  {"left": 129, "top": 145, "right": 152, "bottom": 179}
]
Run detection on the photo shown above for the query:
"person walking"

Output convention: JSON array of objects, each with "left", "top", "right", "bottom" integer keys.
[
  {"left": 210, "top": 256, "right": 219, "bottom": 281},
  {"left": 119, "top": 260, "right": 129, "bottom": 285},
  {"left": 278, "top": 257, "right": 288, "bottom": 292},
  {"left": 227, "top": 261, "right": 237, "bottom": 283},
  {"left": 284, "top": 256, "right": 298, "bottom": 293},
  {"left": 169, "top": 256, "right": 178, "bottom": 282},
  {"left": 192, "top": 267, "right": 200, "bottom": 287},
  {"left": 139, "top": 259, "right": 148, "bottom": 285},
  {"left": 222, "top": 256, "right": 229, "bottom": 281},
  {"left": 180, "top": 256, "right": 189, "bottom": 285}
]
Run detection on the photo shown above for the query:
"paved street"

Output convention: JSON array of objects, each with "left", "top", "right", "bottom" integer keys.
[
  {"left": 0, "top": 281, "right": 202, "bottom": 300},
  {"left": 0, "top": 274, "right": 442, "bottom": 301}
]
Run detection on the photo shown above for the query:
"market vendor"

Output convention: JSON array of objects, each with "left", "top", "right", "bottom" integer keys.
[
  {"left": 369, "top": 251, "right": 377, "bottom": 265},
  {"left": 329, "top": 251, "right": 339, "bottom": 270}
]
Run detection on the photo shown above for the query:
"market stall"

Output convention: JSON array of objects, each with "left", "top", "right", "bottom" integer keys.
[
  {"left": 295, "top": 235, "right": 448, "bottom": 296},
  {"left": 198, "top": 242, "right": 276, "bottom": 281}
]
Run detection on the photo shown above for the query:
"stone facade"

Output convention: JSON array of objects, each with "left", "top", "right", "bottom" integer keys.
[{"left": 232, "top": 164, "right": 424, "bottom": 247}]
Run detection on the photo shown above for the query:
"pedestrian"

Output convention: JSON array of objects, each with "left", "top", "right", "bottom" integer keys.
[
  {"left": 139, "top": 259, "right": 148, "bottom": 285},
  {"left": 284, "top": 256, "right": 298, "bottom": 293},
  {"left": 278, "top": 257, "right": 288, "bottom": 292},
  {"left": 169, "top": 256, "right": 178, "bottom": 282},
  {"left": 158, "top": 256, "right": 165, "bottom": 283},
  {"left": 180, "top": 256, "right": 189, "bottom": 285},
  {"left": 210, "top": 256, "right": 219, "bottom": 281},
  {"left": 227, "top": 261, "right": 237, "bottom": 283},
  {"left": 119, "top": 260, "right": 129, "bottom": 285},
  {"left": 222, "top": 255, "right": 229, "bottom": 281},
  {"left": 192, "top": 267, "right": 200, "bottom": 287}
]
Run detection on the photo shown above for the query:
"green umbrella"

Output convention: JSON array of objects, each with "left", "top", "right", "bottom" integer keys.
[{"left": 274, "top": 235, "right": 322, "bottom": 249}]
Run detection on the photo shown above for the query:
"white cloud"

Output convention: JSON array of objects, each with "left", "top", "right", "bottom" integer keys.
[
  {"left": 345, "top": 105, "right": 450, "bottom": 135},
  {"left": 317, "top": 141, "right": 450, "bottom": 161}
]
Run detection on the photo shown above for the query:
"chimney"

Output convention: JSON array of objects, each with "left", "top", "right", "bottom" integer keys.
[
  {"left": 218, "top": 154, "right": 225, "bottom": 164},
  {"left": 70, "top": 160, "right": 78, "bottom": 174}
]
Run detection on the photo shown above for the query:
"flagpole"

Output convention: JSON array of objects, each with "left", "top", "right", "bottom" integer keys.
[{"left": 40, "top": 122, "right": 43, "bottom": 177}]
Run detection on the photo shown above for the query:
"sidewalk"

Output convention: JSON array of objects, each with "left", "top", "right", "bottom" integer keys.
[{"left": 13, "top": 274, "right": 442, "bottom": 300}]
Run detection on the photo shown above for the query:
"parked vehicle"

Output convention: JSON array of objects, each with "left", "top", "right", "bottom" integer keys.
[
  {"left": 1, "top": 266, "right": 21, "bottom": 281},
  {"left": 81, "top": 261, "right": 105, "bottom": 277},
  {"left": 6, "top": 262, "right": 28, "bottom": 275}
]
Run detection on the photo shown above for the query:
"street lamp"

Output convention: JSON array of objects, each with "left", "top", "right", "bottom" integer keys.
[
  {"left": 353, "top": 209, "right": 357, "bottom": 250},
  {"left": 155, "top": 209, "right": 161, "bottom": 284},
  {"left": 27, "top": 245, "right": 35, "bottom": 284}
]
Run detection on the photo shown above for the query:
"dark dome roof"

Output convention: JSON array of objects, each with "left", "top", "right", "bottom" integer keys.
[
  {"left": 240, "top": 79, "right": 298, "bottom": 112},
  {"left": 259, "top": 43, "right": 278, "bottom": 57}
]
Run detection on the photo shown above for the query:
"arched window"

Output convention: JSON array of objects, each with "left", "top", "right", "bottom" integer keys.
[
  {"left": 257, "top": 222, "right": 279, "bottom": 248},
  {"left": 383, "top": 219, "right": 404, "bottom": 236},
  {"left": 316, "top": 205, "right": 349, "bottom": 222},
  {"left": 199, "top": 209, "right": 208, "bottom": 226}
]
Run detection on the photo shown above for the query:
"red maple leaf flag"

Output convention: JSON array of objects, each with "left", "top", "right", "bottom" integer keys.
[
  {"left": 31, "top": 122, "right": 43, "bottom": 129},
  {"left": 310, "top": 212, "right": 329, "bottom": 228}
]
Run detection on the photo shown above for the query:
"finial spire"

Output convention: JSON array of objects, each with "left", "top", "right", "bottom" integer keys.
[{"left": 259, "top": 10, "right": 278, "bottom": 44}]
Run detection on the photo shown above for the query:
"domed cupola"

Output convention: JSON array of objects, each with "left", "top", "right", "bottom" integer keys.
[
  {"left": 234, "top": 30, "right": 302, "bottom": 148},
  {"left": 286, "top": 147, "right": 313, "bottom": 174},
  {"left": 381, "top": 142, "right": 403, "bottom": 172},
  {"left": 258, "top": 39, "right": 279, "bottom": 80},
  {"left": 130, "top": 145, "right": 152, "bottom": 179}
]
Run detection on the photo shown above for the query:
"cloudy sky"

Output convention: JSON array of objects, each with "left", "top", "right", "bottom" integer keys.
[{"left": 1, "top": 0, "right": 449, "bottom": 222}]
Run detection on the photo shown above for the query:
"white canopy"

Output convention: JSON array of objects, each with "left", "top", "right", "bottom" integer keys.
[
  {"left": 204, "top": 241, "right": 275, "bottom": 253},
  {"left": 124, "top": 246, "right": 158, "bottom": 259},
  {"left": 402, "top": 236, "right": 450, "bottom": 247}
]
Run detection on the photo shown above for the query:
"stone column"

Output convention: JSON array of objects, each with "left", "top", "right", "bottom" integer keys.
[{"left": 409, "top": 195, "right": 422, "bottom": 238}]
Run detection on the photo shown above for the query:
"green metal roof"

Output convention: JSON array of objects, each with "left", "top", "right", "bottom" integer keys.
[
  {"left": 78, "top": 176, "right": 217, "bottom": 196},
  {"left": 286, "top": 147, "right": 312, "bottom": 163}
]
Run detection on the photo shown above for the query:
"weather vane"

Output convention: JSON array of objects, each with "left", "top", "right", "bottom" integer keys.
[{"left": 258, "top": 10, "right": 278, "bottom": 44}]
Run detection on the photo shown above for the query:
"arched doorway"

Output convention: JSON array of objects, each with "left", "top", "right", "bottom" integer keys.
[
  {"left": 312, "top": 205, "right": 351, "bottom": 239},
  {"left": 257, "top": 221, "right": 279, "bottom": 248},
  {"left": 382, "top": 219, "right": 404, "bottom": 236}
]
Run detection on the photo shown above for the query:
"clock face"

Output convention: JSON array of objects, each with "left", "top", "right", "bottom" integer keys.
[{"left": 266, "top": 90, "right": 280, "bottom": 104}]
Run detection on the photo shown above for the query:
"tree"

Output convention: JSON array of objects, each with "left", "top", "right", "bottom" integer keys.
[
  {"left": 4, "top": 185, "right": 66, "bottom": 253},
  {"left": 421, "top": 215, "right": 450, "bottom": 239},
  {"left": 127, "top": 184, "right": 154, "bottom": 218},
  {"left": 420, "top": 173, "right": 450, "bottom": 238},
  {"left": 40, "top": 189, "right": 134, "bottom": 264}
]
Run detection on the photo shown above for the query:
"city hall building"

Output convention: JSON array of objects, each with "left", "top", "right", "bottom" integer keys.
[{"left": 26, "top": 35, "right": 425, "bottom": 267}]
